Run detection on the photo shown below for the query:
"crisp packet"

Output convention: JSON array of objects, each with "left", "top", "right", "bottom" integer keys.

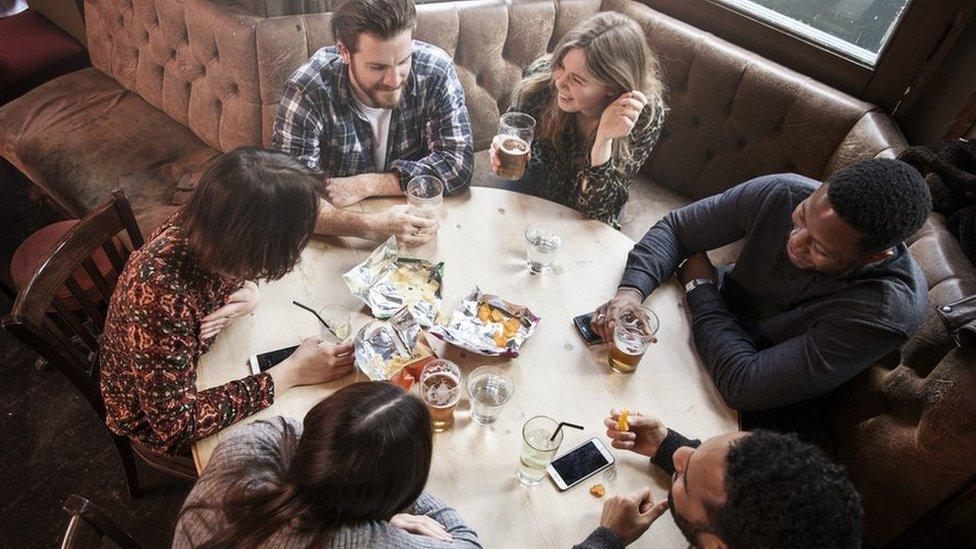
[
  {"left": 429, "top": 287, "right": 541, "bottom": 357},
  {"left": 354, "top": 307, "right": 436, "bottom": 388},
  {"left": 343, "top": 236, "right": 443, "bottom": 326}
]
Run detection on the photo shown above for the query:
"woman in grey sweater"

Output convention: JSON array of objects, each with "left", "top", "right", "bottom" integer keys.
[{"left": 172, "top": 382, "right": 482, "bottom": 548}]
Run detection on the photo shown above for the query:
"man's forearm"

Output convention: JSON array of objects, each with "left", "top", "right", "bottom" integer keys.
[
  {"left": 330, "top": 173, "right": 403, "bottom": 199},
  {"left": 314, "top": 199, "right": 382, "bottom": 238}
]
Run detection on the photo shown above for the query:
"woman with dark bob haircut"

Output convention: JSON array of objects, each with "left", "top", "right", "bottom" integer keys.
[
  {"left": 100, "top": 148, "right": 355, "bottom": 457},
  {"left": 173, "top": 382, "right": 482, "bottom": 548}
]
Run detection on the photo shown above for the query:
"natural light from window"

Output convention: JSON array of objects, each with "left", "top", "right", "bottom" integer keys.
[{"left": 714, "top": 0, "right": 911, "bottom": 66}]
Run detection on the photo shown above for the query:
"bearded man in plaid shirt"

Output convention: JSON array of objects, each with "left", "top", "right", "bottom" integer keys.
[{"left": 273, "top": 0, "right": 473, "bottom": 245}]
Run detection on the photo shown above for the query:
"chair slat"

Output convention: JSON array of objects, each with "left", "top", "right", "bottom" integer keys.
[
  {"left": 101, "top": 240, "right": 126, "bottom": 275},
  {"left": 51, "top": 299, "right": 100, "bottom": 354},
  {"left": 81, "top": 258, "right": 113, "bottom": 306},
  {"left": 65, "top": 275, "right": 106, "bottom": 327},
  {"left": 41, "top": 316, "right": 91, "bottom": 371}
]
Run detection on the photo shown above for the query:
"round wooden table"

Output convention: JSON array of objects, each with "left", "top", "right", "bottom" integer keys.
[{"left": 193, "top": 187, "right": 737, "bottom": 548}]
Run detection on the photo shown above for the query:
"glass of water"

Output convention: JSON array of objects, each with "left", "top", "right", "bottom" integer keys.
[
  {"left": 406, "top": 176, "right": 444, "bottom": 223},
  {"left": 524, "top": 223, "right": 564, "bottom": 274},
  {"left": 517, "top": 415, "right": 563, "bottom": 485},
  {"left": 317, "top": 304, "right": 352, "bottom": 345},
  {"left": 467, "top": 366, "right": 514, "bottom": 426}
]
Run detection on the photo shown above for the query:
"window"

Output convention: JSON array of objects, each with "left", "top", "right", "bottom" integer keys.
[{"left": 714, "top": 0, "right": 911, "bottom": 66}]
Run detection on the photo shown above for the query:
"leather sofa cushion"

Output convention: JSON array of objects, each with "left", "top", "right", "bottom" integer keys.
[{"left": 0, "top": 67, "right": 217, "bottom": 232}]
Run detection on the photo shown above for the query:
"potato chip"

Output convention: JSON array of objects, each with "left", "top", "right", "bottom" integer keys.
[
  {"left": 618, "top": 409, "right": 630, "bottom": 432},
  {"left": 504, "top": 317, "right": 521, "bottom": 334},
  {"left": 589, "top": 484, "right": 605, "bottom": 498},
  {"left": 478, "top": 303, "right": 491, "bottom": 322},
  {"left": 492, "top": 331, "right": 508, "bottom": 347},
  {"left": 490, "top": 309, "right": 504, "bottom": 322}
]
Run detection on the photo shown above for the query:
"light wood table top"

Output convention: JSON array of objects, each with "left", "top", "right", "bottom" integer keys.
[{"left": 193, "top": 187, "right": 737, "bottom": 548}]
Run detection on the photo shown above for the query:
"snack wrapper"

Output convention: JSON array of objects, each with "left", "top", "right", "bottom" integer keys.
[
  {"left": 429, "top": 287, "right": 540, "bottom": 357},
  {"left": 343, "top": 236, "right": 443, "bottom": 326},
  {"left": 354, "top": 307, "right": 436, "bottom": 389}
]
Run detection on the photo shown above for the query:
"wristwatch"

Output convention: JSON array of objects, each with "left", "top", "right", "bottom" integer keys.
[{"left": 684, "top": 278, "right": 715, "bottom": 294}]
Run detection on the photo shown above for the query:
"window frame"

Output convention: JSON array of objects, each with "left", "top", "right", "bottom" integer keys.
[{"left": 640, "top": 0, "right": 975, "bottom": 113}]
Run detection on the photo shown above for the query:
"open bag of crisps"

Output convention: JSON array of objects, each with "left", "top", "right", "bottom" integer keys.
[
  {"left": 343, "top": 236, "right": 443, "bottom": 326},
  {"left": 429, "top": 287, "right": 540, "bottom": 357},
  {"left": 354, "top": 307, "right": 437, "bottom": 389}
]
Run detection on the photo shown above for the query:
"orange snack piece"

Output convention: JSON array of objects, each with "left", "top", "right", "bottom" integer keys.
[
  {"left": 618, "top": 409, "right": 630, "bottom": 432},
  {"left": 490, "top": 308, "right": 504, "bottom": 322},
  {"left": 492, "top": 331, "right": 508, "bottom": 347},
  {"left": 589, "top": 484, "right": 605, "bottom": 498},
  {"left": 504, "top": 317, "right": 521, "bottom": 334},
  {"left": 478, "top": 303, "right": 491, "bottom": 322}
]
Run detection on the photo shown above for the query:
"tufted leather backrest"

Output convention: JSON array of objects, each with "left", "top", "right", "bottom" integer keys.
[
  {"left": 84, "top": 0, "right": 905, "bottom": 198},
  {"left": 85, "top": 0, "right": 264, "bottom": 152}
]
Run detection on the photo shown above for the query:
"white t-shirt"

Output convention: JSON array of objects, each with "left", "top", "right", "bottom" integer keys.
[{"left": 353, "top": 95, "right": 393, "bottom": 171}]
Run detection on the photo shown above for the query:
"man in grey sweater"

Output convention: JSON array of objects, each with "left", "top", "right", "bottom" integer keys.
[{"left": 593, "top": 159, "right": 931, "bottom": 410}]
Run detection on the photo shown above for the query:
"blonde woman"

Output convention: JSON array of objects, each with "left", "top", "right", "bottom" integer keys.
[{"left": 490, "top": 12, "right": 666, "bottom": 229}]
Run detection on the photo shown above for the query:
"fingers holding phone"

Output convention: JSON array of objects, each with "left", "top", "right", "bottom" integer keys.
[{"left": 268, "top": 336, "right": 354, "bottom": 393}]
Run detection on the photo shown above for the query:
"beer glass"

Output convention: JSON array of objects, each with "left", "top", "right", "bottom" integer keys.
[
  {"left": 609, "top": 304, "right": 659, "bottom": 373},
  {"left": 466, "top": 366, "right": 514, "bottom": 425},
  {"left": 420, "top": 359, "right": 462, "bottom": 432},
  {"left": 517, "top": 415, "right": 563, "bottom": 485},
  {"left": 406, "top": 176, "right": 444, "bottom": 241},
  {"left": 495, "top": 112, "right": 535, "bottom": 180}
]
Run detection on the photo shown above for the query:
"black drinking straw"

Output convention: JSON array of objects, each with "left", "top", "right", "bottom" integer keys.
[
  {"left": 292, "top": 300, "right": 340, "bottom": 339},
  {"left": 550, "top": 421, "right": 584, "bottom": 441}
]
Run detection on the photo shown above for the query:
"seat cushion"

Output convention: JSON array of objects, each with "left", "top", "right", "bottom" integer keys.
[{"left": 0, "top": 67, "right": 218, "bottom": 233}]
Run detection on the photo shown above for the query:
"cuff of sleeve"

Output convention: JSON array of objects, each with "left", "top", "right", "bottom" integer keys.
[
  {"left": 251, "top": 372, "right": 276, "bottom": 408},
  {"left": 619, "top": 271, "right": 654, "bottom": 299},
  {"left": 387, "top": 160, "right": 415, "bottom": 191},
  {"left": 684, "top": 281, "right": 723, "bottom": 312},
  {"left": 651, "top": 429, "right": 701, "bottom": 475},
  {"left": 581, "top": 527, "right": 625, "bottom": 549}
]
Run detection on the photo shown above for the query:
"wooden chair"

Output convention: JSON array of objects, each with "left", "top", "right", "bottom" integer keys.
[
  {"left": 2, "top": 189, "right": 197, "bottom": 500},
  {"left": 61, "top": 495, "right": 143, "bottom": 549}
]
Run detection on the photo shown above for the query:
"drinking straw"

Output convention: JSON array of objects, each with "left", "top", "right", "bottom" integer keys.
[
  {"left": 292, "top": 300, "right": 340, "bottom": 339},
  {"left": 550, "top": 421, "right": 584, "bottom": 441}
]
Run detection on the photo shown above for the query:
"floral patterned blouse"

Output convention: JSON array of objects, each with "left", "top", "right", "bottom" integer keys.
[
  {"left": 99, "top": 216, "right": 274, "bottom": 455},
  {"left": 512, "top": 55, "right": 666, "bottom": 229}
]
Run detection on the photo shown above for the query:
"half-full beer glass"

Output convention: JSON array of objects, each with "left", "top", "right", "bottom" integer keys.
[{"left": 495, "top": 112, "right": 535, "bottom": 180}]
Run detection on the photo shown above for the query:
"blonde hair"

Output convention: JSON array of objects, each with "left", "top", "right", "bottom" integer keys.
[{"left": 515, "top": 12, "right": 664, "bottom": 170}]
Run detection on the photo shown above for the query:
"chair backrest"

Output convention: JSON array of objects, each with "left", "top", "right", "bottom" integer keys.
[
  {"left": 61, "top": 495, "right": 143, "bottom": 549},
  {"left": 2, "top": 189, "right": 144, "bottom": 419}
]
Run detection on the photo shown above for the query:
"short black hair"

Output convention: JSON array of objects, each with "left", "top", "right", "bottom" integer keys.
[
  {"left": 708, "top": 430, "right": 862, "bottom": 549},
  {"left": 826, "top": 158, "right": 931, "bottom": 253}
]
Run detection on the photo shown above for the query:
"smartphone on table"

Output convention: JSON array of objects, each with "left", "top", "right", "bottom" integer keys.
[
  {"left": 547, "top": 437, "right": 615, "bottom": 491},
  {"left": 573, "top": 312, "right": 604, "bottom": 345},
  {"left": 248, "top": 345, "right": 299, "bottom": 375}
]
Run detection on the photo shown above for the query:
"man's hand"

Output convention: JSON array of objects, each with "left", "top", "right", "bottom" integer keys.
[
  {"left": 599, "top": 487, "right": 669, "bottom": 546},
  {"left": 604, "top": 409, "right": 669, "bottom": 457},
  {"left": 592, "top": 287, "right": 644, "bottom": 342},
  {"left": 676, "top": 252, "right": 716, "bottom": 285},
  {"left": 366, "top": 204, "right": 439, "bottom": 247},
  {"left": 267, "top": 336, "right": 354, "bottom": 392},
  {"left": 390, "top": 513, "right": 453, "bottom": 542},
  {"left": 199, "top": 281, "right": 260, "bottom": 342},
  {"left": 322, "top": 175, "right": 369, "bottom": 208}
]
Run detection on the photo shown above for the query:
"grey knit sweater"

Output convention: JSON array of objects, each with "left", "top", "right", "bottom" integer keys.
[{"left": 172, "top": 417, "right": 483, "bottom": 548}]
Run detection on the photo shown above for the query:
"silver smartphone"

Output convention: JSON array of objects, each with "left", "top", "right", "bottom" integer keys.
[{"left": 547, "top": 437, "right": 615, "bottom": 491}]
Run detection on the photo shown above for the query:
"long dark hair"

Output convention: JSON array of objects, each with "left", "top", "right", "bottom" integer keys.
[
  {"left": 176, "top": 147, "right": 320, "bottom": 281},
  {"left": 182, "top": 382, "right": 433, "bottom": 548}
]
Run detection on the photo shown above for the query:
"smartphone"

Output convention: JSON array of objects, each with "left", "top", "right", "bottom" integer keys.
[
  {"left": 248, "top": 345, "right": 299, "bottom": 375},
  {"left": 547, "top": 437, "right": 615, "bottom": 491},
  {"left": 573, "top": 312, "right": 603, "bottom": 345}
]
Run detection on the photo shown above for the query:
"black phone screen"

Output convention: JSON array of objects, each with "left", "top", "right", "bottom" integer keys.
[
  {"left": 254, "top": 345, "right": 299, "bottom": 372},
  {"left": 550, "top": 440, "right": 612, "bottom": 487},
  {"left": 573, "top": 312, "right": 603, "bottom": 345}
]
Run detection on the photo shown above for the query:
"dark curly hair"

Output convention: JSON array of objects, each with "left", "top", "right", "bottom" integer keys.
[
  {"left": 826, "top": 158, "right": 931, "bottom": 253},
  {"left": 708, "top": 430, "right": 862, "bottom": 549}
]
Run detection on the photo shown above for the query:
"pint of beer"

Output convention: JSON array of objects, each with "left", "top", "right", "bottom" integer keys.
[
  {"left": 496, "top": 112, "right": 536, "bottom": 180},
  {"left": 609, "top": 304, "right": 659, "bottom": 374},
  {"left": 419, "top": 359, "right": 462, "bottom": 432}
]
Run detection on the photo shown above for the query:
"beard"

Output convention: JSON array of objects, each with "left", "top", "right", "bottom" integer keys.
[
  {"left": 668, "top": 491, "right": 712, "bottom": 548},
  {"left": 349, "top": 63, "right": 405, "bottom": 109}
]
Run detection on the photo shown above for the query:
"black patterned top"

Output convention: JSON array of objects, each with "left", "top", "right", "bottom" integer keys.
[{"left": 512, "top": 56, "right": 666, "bottom": 229}]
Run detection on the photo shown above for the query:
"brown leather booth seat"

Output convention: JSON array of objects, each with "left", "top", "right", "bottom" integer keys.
[{"left": 0, "top": 0, "right": 971, "bottom": 544}]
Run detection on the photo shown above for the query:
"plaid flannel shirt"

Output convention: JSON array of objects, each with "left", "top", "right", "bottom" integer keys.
[{"left": 272, "top": 41, "right": 473, "bottom": 195}]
